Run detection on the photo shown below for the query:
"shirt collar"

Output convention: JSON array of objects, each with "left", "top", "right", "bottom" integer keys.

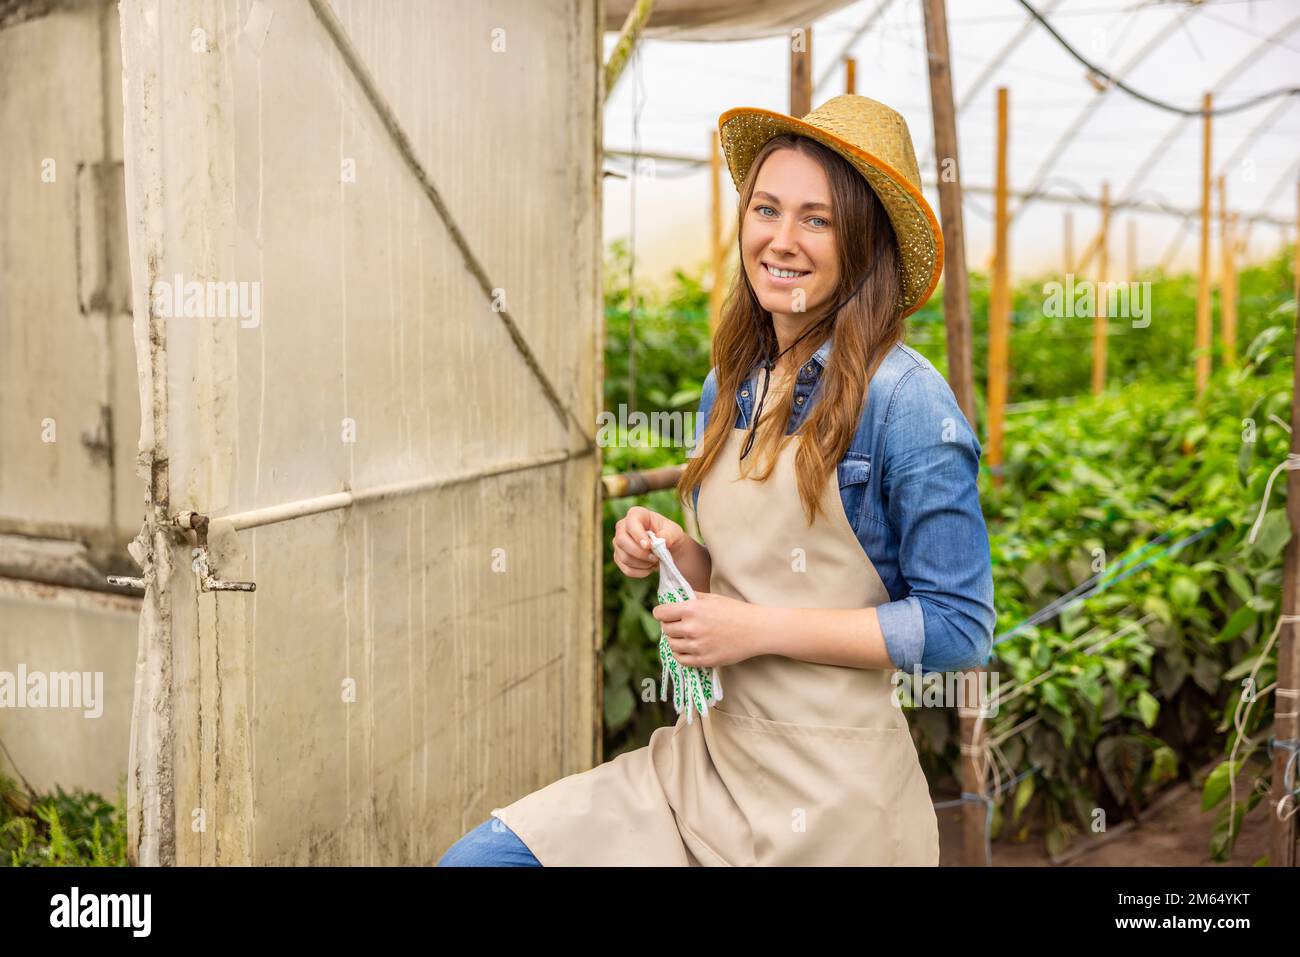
[
  {"left": 743, "top": 333, "right": 834, "bottom": 382},
  {"left": 810, "top": 334, "right": 833, "bottom": 370}
]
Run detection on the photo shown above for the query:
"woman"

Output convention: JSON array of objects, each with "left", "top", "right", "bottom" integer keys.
[{"left": 437, "top": 94, "right": 995, "bottom": 867}]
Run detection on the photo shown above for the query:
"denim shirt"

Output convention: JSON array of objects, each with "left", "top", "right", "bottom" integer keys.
[{"left": 689, "top": 336, "right": 995, "bottom": 674}]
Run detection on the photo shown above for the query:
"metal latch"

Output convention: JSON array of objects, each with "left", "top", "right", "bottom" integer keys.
[{"left": 107, "top": 511, "right": 257, "bottom": 593}]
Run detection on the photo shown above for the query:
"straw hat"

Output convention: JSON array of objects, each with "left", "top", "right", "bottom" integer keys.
[{"left": 717, "top": 94, "right": 943, "bottom": 319}]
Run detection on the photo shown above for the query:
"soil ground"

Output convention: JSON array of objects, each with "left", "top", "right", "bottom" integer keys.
[{"left": 936, "top": 776, "right": 1277, "bottom": 866}]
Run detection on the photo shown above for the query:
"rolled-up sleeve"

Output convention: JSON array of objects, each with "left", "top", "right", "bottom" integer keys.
[
  {"left": 874, "top": 366, "right": 995, "bottom": 674},
  {"left": 690, "top": 368, "right": 718, "bottom": 514}
]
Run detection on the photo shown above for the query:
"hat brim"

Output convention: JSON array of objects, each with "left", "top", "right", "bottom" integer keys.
[{"left": 717, "top": 106, "right": 944, "bottom": 319}]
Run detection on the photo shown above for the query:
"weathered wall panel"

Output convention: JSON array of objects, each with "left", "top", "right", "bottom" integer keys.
[
  {"left": 0, "top": 579, "right": 139, "bottom": 798},
  {"left": 0, "top": 0, "right": 142, "bottom": 800},
  {"left": 0, "top": 1, "right": 139, "bottom": 549},
  {"left": 119, "top": 0, "right": 600, "bottom": 865}
]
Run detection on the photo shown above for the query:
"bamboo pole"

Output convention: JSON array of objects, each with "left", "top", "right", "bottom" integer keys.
[
  {"left": 988, "top": 87, "right": 1010, "bottom": 493},
  {"left": 603, "top": 0, "right": 654, "bottom": 101},
  {"left": 925, "top": 0, "right": 982, "bottom": 868},
  {"left": 1073, "top": 225, "right": 1105, "bottom": 278},
  {"left": 845, "top": 55, "right": 857, "bottom": 95},
  {"left": 790, "top": 24, "right": 812, "bottom": 118},
  {"left": 1270, "top": 177, "right": 1300, "bottom": 868},
  {"left": 921, "top": 0, "right": 976, "bottom": 426},
  {"left": 1195, "top": 93, "right": 1213, "bottom": 397},
  {"left": 1063, "top": 211, "right": 1074, "bottom": 275},
  {"left": 709, "top": 130, "right": 724, "bottom": 339},
  {"left": 922, "top": 0, "right": 982, "bottom": 867},
  {"left": 1127, "top": 218, "right": 1137, "bottom": 280},
  {"left": 1219, "top": 177, "right": 1238, "bottom": 366},
  {"left": 1092, "top": 182, "right": 1110, "bottom": 396}
]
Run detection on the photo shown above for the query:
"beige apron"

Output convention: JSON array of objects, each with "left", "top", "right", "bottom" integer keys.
[{"left": 491, "top": 371, "right": 939, "bottom": 865}]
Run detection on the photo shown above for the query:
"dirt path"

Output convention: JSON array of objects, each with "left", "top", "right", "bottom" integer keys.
[{"left": 936, "top": 778, "right": 1276, "bottom": 866}]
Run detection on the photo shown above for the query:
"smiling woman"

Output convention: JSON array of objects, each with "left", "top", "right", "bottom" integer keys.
[{"left": 441, "top": 95, "right": 992, "bottom": 868}]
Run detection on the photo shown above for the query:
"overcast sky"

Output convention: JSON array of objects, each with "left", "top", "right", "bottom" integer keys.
[{"left": 602, "top": 0, "right": 1300, "bottom": 292}]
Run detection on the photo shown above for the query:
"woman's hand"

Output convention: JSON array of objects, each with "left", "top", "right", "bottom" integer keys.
[
  {"left": 653, "top": 592, "right": 759, "bottom": 668},
  {"left": 612, "top": 506, "right": 688, "bottom": 579}
]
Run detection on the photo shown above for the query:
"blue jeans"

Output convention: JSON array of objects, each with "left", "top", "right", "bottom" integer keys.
[{"left": 436, "top": 817, "right": 542, "bottom": 867}]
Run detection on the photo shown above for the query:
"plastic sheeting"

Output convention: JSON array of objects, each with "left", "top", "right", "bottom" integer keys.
[{"left": 605, "top": 0, "right": 857, "bottom": 41}]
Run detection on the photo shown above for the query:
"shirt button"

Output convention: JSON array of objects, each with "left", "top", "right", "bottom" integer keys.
[
  {"left": 741, "top": 389, "right": 749, "bottom": 397},
  {"left": 795, "top": 395, "right": 805, "bottom": 404},
  {"left": 804, "top": 364, "right": 814, "bottom": 375}
]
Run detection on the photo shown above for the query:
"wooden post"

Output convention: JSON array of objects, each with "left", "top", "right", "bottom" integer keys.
[
  {"left": 1219, "top": 177, "right": 1238, "bottom": 367},
  {"left": 790, "top": 25, "right": 812, "bottom": 118},
  {"left": 988, "top": 87, "right": 1010, "bottom": 493},
  {"left": 922, "top": 0, "right": 982, "bottom": 867},
  {"left": 1064, "top": 210, "right": 1074, "bottom": 275},
  {"left": 921, "top": 0, "right": 976, "bottom": 426},
  {"left": 845, "top": 55, "right": 856, "bottom": 95},
  {"left": 1195, "top": 92, "right": 1213, "bottom": 397},
  {"left": 1271, "top": 176, "right": 1300, "bottom": 868},
  {"left": 709, "top": 129, "right": 724, "bottom": 339},
  {"left": 1127, "top": 218, "right": 1137, "bottom": 281},
  {"left": 1092, "top": 182, "right": 1110, "bottom": 395}
]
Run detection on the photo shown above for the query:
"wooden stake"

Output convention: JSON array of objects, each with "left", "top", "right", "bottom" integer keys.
[
  {"left": 790, "top": 25, "right": 812, "bottom": 118},
  {"left": 921, "top": 0, "right": 976, "bottom": 425},
  {"left": 1195, "top": 93, "right": 1213, "bottom": 397},
  {"left": 1220, "top": 177, "right": 1238, "bottom": 366},
  {"left": 1270, "top": 176, "right": 1300, "bottom": 868},
  {"left": 1092, "top": 182, "right": 1110, "bottom": 395},
  {"left": 1127, "top": 218, "right": 1137, "bottom": 281},
  {"left": 1072, "top": 221, "right": 1106, "bottom": 277},
  {"left": 845, "top": 56, "right": 856, "bottom": 95},
  {"left": 922, "top": 0, "right": 982, "bottom": 867},
  {"left": 988, "top": 87, "right": 1010, "bottom": 493},
  {"left": 709, "top": 130, "right": 724, "bottom": 339},
  {"left": 1064, "top": 211, "right": 1074, "bottom": 275}
]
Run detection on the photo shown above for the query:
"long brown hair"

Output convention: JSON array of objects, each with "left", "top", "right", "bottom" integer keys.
[{"left": 677, "top": 133, "right": 905, "bottom": 526}]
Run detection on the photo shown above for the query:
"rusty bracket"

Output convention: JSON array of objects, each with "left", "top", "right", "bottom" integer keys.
[
  {"left": 107, "top": 512, "right": 257, "bottom": 593},
  {"left": 175, "top": 512, "right": 256, "bottom": 592}
]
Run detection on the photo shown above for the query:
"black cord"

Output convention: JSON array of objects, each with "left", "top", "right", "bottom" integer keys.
[
  {"left": 1014, "top": 0, "right": 1300, "bottom": 117},
  {"left": 738, "top": 236, "right": 890, "bottom": 460}
]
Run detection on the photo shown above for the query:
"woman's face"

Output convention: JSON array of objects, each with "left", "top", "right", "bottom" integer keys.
[{"left": 741, "top": 147, "right": 841, "bottom": 324}]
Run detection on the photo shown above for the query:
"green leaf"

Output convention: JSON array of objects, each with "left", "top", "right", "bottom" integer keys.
[
  {"left": 1148, "top": 746, "right": 1178, "bottom": 788},
  {"left": 1244, "top": 324, "right": 1286, "bottom": 362},
  {"left": 1076, "top": 675, "right": 1104, "bottom": 712},
  {"left": 1225, "top": 567, "right": 1254, "bottom": 603},
  {"left": 1012, "top": 774, "right": 1035, "bottom": 824},
  {"left": 1141, "top": 594, "right": 1173, "bottom": 624},
  {"left": 639, "top": 608, "right": 661, "bottom": 643},
  {"left": 1214, "top": 605, "right": 1256, "bottom": 644},
  {"left": 1046, "top": 825, "right": 1067, "bottom": 858},
  {"left": 1136, "top": 690, "right": 1159, "bottom": 728},
  {"left": 1249, "top": 509, "right": 1291, "bottom": 561},
  {"left": 1041, "top": 682, "right": 1070, "bottom": 716},
  {"left": 1201, "top": 759, "right": 1238, "bottom": 811},
  {"left": 1169, "top": 576, "right": 1200, "bottom": 611},
  {"left": 603, "top": 685, "right": 635, "bottom": 729},
  {"left": 667, "top": 386, "right": 701, "bottom": 408}
]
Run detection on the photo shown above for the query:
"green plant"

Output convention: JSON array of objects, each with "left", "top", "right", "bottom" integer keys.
[{"left": 0, "top": 772, "right": 129, "bottom": 867}]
